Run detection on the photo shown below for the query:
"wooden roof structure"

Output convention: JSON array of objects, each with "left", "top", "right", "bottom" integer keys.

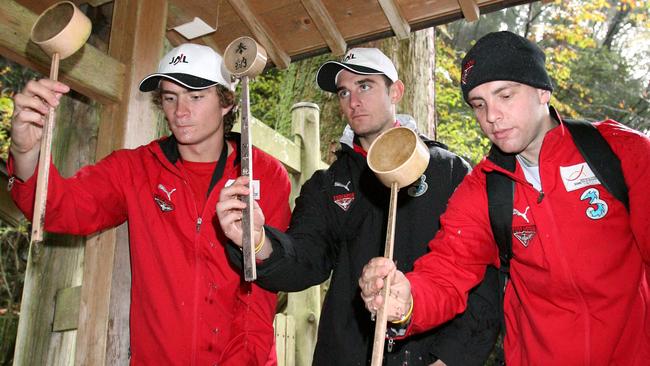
[{"left": 14, "top": 0, "right": 543, "bottom": 69}]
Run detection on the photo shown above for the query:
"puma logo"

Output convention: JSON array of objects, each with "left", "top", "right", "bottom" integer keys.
[
  {"left": 158, "top": 184, "right": 177, "bottom": 201},
  {"left": 334, "top": 181, "right": 352, "bottom": 192},
  {"left": 513, "top": 206, "right": 530, "bottom": 223}
]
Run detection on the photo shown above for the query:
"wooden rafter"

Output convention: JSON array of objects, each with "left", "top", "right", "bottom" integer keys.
[
  {"left": 457, "top": 0, "right": 480, "bottom": 22},
  {"left": 300, "top": 0, "right": 346, "bottom": 56},
  {"left": 226, "top": 0, "right": 291, "bottom": 69},
  {"left": 377, "top": 0, "right": 410, "bottom": 40}
]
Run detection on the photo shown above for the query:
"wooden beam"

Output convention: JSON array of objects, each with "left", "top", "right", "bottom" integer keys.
[
  {"left": 377, "top": 0, "right": 410, "bottom": 40},
  {"left": 74, "top": 0, "right": 167, "bottom": 364},
  {"left": 12, "top": 0, "right": 56, "bottom": 14},
  {"left": 300, "top": 0, "right": 346, "bottom": 56},
  {"left": 11, "top": 92, "right": 89, "bottom": 364},
  {"left": 0, "top": 0, "right": 125, "bottom": 105},
  {"left": 226, "top": 0, "right": 291, "bottom": 69},
  {"left": 457, "top": 0, "right": 480, "bottom": 22}
]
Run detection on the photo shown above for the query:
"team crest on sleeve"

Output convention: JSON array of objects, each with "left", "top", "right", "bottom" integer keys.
[
  {"left": 154, "top": 195, "right": 174, "bottom": 212},
  {"left": 333, "top": 193, "right": 355, "bottom": 211},
  {"left": 513, "top": 225, "right": 536, "bottom": 247},
  {"left": 407, "top": 174, "right": 428, "bottom": 197},
  {"left": 154, "top": 183, "right": 176, "bottom": 212}
]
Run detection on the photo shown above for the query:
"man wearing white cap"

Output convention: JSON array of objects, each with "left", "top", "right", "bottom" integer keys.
[
  {"left": 8, "top": 43, "right": 291, "bottom": 365},
  {"left": 217, "top": 48, "right": 499, "bottom": 365}
]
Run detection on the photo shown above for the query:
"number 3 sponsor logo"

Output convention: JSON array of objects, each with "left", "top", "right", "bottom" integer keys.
[{"left": 580, "top": 187, "right": 608, "bottom": 220}]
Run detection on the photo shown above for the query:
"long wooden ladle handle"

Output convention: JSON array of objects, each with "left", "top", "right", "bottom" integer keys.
[
  {"left": 30, "top": 52, "right": 60, "bottom": 246},
  {"left": 223, "top": 36, "right": 268, "bottom": 281},
  {"left": 239, "top": 75, "right": 256, "bottom": 281},
  {"left": 370, "top": 181, "right": 399, "bottom": 366}
]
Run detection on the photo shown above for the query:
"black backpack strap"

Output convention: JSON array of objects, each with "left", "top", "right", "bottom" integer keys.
[
  {"left": 486, "top": 146, "right": 516, "bottom": 365},
  {"left": 563, "top": 119, "right": 629, "bottom": 210},
  {"left": 486, "top": 146, "right": 517, "bottom": 273}
]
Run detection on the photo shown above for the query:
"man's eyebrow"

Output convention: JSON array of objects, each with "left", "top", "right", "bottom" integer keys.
[
  {"left": 491, "top": 82, "right": 521, "bottom": 95},
  {"left": 336, "top": 78, "right": 377, "bottom": 92},
  {"left": 355, "top": 78, "right": 376, "bottom": 85},
  {"left": 161, "top": 89, "right": 199, "bottom": 95}
]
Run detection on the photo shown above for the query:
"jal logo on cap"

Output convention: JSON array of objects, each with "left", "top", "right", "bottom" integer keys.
[
  {"left": 169, "top": 53, "right": 189, "bottom": 66},
  {"left": 343, "top": 53, "right": 356, "bottom": 62},
  {"left": 461, "top": 59, "right": 475, "bottom": 85}
]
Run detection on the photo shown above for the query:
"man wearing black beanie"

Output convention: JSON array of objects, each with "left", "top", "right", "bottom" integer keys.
[{"left": 360, "top": 31, "right": 650, "bottom": 365}]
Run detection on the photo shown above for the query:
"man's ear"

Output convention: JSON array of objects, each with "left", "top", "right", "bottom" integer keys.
[
  {"left": 390, "top": 80, "right": 405, "bottom": 104},
  {"left": 538, "top": 88, "right": 551, "bottom": 104},
  {"left": 221, "top": 104, "right": 234, "bottom": 117}
]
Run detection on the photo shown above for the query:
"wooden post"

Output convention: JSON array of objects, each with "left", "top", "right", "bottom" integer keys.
[
  {"left": 12, "top": 94, "right": 89, "bottom": 366},
  {"left": 274, "top": 313, "right": 296, "bottom": 366},
  {"left": 75, "top": 0, "right": 166, "bottom": 365},
  {"left": 291, "top": 102, "right": 321, "bottom": 185},
  {"left": 287, "top": 102, "right": 321, "bottom": 366}
]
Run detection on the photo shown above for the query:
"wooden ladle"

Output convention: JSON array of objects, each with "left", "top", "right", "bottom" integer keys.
[
  {"left": 366, "top": 126, "right": 430, "bottom": 366},
  {"left": 29, "top": 1, "right": 92, "bottom": 244},
  {"left": 223, "top": 36, "right": 268, "bottom": 281}
]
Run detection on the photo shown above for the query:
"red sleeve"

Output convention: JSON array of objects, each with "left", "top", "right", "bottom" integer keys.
[
  {"left": 406, "top": 167, "right": 500, "bottom": 335},
  {"left": 597, "top": 120, "right": 650, "bottom": 265},
  {"left": 8, "top": 152, "right": 128, "bottom": 235}
]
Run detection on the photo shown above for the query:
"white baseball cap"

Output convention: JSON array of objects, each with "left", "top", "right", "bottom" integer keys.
[
  {"left": 316, "top": 47, "right": 399, "bottom": 93},
  {"left": 139, "top": 43, "right": 234, "bottom": 92}
]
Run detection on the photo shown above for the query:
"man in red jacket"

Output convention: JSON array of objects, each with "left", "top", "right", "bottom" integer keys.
[
  {"left": 359, "top": 31, "right": 650, "bottom": 365},
  {"left": 8, "top": 43, "right": 291, "bottom": 365}
]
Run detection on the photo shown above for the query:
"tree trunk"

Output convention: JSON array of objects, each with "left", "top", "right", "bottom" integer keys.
[
  {"left": 602, "top": 4, "right": 630, "bottom": 50},
  {"left": 371, "top": 28, "right": 437, "bottom": 138}
]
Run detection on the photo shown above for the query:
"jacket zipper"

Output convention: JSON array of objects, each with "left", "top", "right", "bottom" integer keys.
[{"left": 179, "top": 174, "right": 203, "bottom": 366}]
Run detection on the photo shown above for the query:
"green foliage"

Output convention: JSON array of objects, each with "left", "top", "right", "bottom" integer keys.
[
  {"left": 0, "top": 94, "right": 13, "bottom": 161},
  {"left": 0, "top": 59, "right": 40, "bottom": 161},
  {"left": 540, "top": 0, "right": 650, "bottom": 131},
  {"left": 0, "top": 219, "right": 29, "bottom": 313},
  {"left": 434, "top": 31, "right": 491, "bottom": 165},
  {"left": 249, "top": 68, "right": 284, "bottom": 130}
]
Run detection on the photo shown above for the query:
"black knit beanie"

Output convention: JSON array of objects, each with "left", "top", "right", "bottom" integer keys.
[{"left": 460, "top": 31, "right": 553, "bottom": 102}]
